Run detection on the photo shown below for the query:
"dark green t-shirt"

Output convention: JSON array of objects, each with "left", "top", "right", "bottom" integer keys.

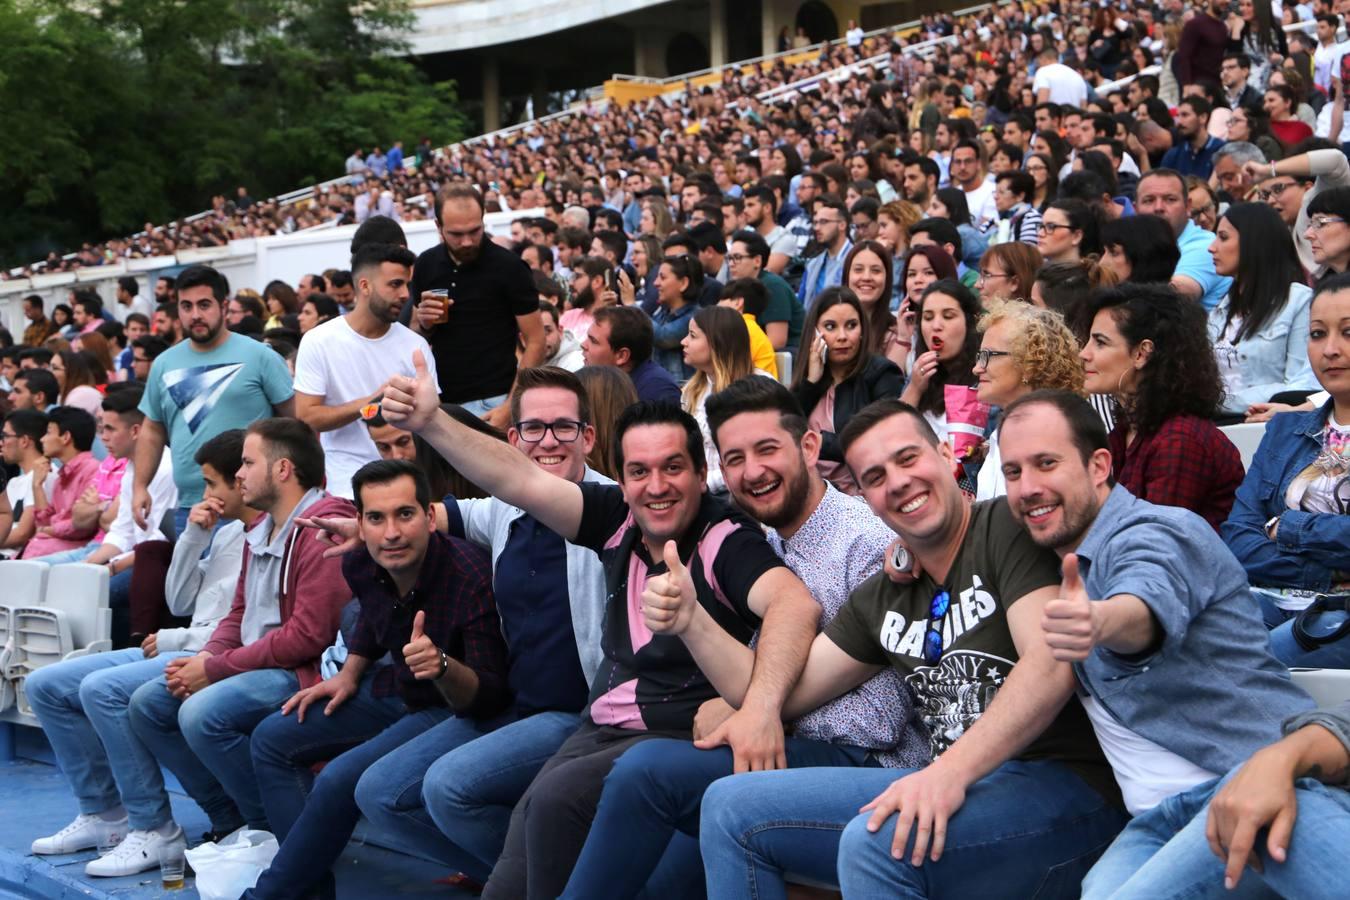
[
  {"left": 828, "top": 499, "right": 1115, "bottom": 799},
  {"left": 758, "top": 271, "right": 805, "bottom": 351}
]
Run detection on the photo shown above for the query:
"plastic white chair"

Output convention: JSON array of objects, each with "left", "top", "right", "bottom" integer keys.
[
  {"left": 2, "top": 560, "right": 50, "bottom": 607},
  {"left": 42, "top": 563, "right": 112, "bottom": 659},
  {"left": 1290, "top": 668, "right": 1350, "bottom": 710},
  {"left": 774, "top": 352, "right": 792, "bottom": 386},
  {"left": 1220, "top": 422, "right": 1266, "bottom": 470}
]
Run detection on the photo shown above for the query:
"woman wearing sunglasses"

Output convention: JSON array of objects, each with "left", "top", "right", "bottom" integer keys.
[{"left": 1223, "top": 274, "right": 1350, "bottom": 669}]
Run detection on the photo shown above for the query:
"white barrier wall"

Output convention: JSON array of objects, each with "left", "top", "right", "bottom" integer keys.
[{"left": 0, "top": 209, "right": 534, "bottom": 339}]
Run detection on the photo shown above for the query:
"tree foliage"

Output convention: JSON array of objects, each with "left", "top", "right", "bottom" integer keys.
[{"left": 0, "top": 0, "right": 468, "bottom": 268}]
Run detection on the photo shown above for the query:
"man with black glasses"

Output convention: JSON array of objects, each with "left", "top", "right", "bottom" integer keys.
[{"left": 798, "top": 198, "right": 852, "bottom": 310}]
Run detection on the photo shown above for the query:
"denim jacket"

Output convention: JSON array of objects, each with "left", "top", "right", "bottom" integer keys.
[
  {"left": 650, "top": 301, "right": 696, "bottom": 383},
  {"left": 798, "top": 239, "right": 851, "bottom": 311},
  {"left": 1207, "top": 283, "right": 1317, "bottom": 414},
  {"left": 1221, "top": 402, "right": 1350, "bottom": 593},
  {"left": 1075, "top": 485, "right": 1313, "bottom": 774}
]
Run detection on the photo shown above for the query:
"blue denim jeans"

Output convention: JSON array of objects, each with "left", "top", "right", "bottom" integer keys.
[
  {"left": 25, "top": 649, "right": 189, "bottom": 830},
  {"left": 353, "top": 707, "right": 516, "bottom": 870},
  {"left": 244, "top": 676, "right": 440, "bottom": 900},
  {"left": 460, "top": 394, "right": 509, "bottom": 417},
  {"left": 422, "top": 709, "right": 581, "bottom": 881},
  {"left": 1083, "top": 773, "right": 1350, "bottom": 900},
  {"left": 562, "top": 736, "right": 871, "bottom": 899},
  {"left": 1255, "top": 593, "right": 1350, "bottom": 668},
  {"left": 127, "top": 667, "right": 299, "bottom": 831},
  {"left": 700, "top": 760, "right": 1127, "bottom": 900},
  {"left": 33, "top": 542, "right": 100, "bottom": 564}
]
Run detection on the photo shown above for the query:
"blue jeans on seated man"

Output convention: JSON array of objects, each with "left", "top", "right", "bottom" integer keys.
[
  {"left": 32, "top": 542, "right": 100, "bottom": 565},
  {"left": 700, "top": 760, "right": 1128, "bottom": 900},
  {"left": 561, "top": 736, "right": 873, "bottom": 898},
  {"left": 244, "top": 673, "right": 497, "bottom": 900},
  {"left": 127, "top": 667, "right": 300, "bottom": 833},
  {"left": 1082, "top": 773, "right": 1350, "bottom": 900},
  {"left": 25, "top": 649, "right": 191, "bottom": 831},
  {"left": 422, "top": 709, "right": 582, "bottom": 882}
]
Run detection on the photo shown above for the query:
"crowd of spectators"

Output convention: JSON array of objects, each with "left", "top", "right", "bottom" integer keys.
[{"left": 5, "top": 0, "right": 1350, "bottom": 897}]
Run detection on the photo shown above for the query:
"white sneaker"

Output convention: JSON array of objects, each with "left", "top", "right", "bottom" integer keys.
[
  {"left": 32, "top": 813, "right": 122, "bottom": 855},
  {"left": 85, "top": 825, "right": 182, "bottom": 877}
]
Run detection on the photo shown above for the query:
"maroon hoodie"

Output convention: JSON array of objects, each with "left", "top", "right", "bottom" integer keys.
[{"left": 202, "top": 494, "right": 356, "bottom": 689}]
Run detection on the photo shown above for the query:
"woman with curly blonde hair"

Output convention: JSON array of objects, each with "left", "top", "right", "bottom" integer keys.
[{"left": 973, "top": 300, "right": 1084, "bottom": 500}]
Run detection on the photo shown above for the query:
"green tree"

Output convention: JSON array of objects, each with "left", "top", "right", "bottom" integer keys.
[{"left": 0, "top": 0, "right": 467, "bottom": 270}]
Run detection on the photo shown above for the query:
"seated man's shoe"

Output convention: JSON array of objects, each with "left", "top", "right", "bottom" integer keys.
[
  {"left": 85, "top": 825, "right": 183, "bottom": 877},
  {"left": 32, "top": 813, "right": 123, "bottom": 855}
]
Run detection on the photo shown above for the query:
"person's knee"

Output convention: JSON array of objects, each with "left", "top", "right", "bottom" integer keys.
[
  {"left": 422, "top": 754, "right": 467, "bottom": 819},
  {"left": 127, "top": 680, "right": 175, "bottom": 735},
  {"left": 77, "top": 667, "right": 128, "bottom": 714},
  {"left": 248, "top": 713, "right": 295, "bottom": 772},
  {"left": 22, "top": 663, "right": 63, "bottom": 709},
  {"left": 353, "top": 761, "right": 398, "bottom": 823},
  {"left": 838, "top": 814, "right": 912, "bottom": 889},
  {"left": 601, "top": 741, "right": 666, "bottom": 800},
  {"left": 699, "top": 777, "right": 744, "bottom": 843}
]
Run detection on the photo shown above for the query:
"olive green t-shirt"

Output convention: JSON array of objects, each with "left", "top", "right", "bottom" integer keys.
[{"left": 827, "top": 499, "right": 1116, "bottom": 800}]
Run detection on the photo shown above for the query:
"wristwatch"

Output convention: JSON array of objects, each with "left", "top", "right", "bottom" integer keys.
[
  {"left": 437, "top": 648, "right": 450, "bottom": 679},
  {"left": 1264, "top": 515, "right": 1280, "bottom": 539}
]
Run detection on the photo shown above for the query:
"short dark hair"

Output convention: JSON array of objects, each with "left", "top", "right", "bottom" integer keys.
[
  {"left": 837, "top": 399, "right": 940, "bottom": 461},
  {"left": 132, "top": 335, "right": 170, "bottom": 362},
  {"left": 910, "top": 217, "right": 963, "bottom": 258},
  {"left": 613, "top": 401, "right": 705, "bottom": 477},
  {"left": 1100, "top": 215, "right": 1181, "bottom": 282},
  {"left": 1308, "top": 185, "right": 1350, "bottom": 222},
  {"left": 1178, "top": 95, "right": 1212, "bottom": 119},
  {"left": 15, "top": 368, "right": 58, "bottom": 406},
  {"left": 47, "top": 406, "right": 96, "bottom": 452},
  {"left": 434, "top": 184, "right": 485, "bottom": 218},
  {"left": 744, "top": 184, "right": 778, "bottom": 215},
  {"left": 5, "top": 409, "right": 49, "bottom": 444},
  {"left": 997, "top": 170, "right": 1036, "bottom": 202},
  {"left": 559, "top": 227, "right": 593, "bottom": 252},
  {"left": 175, "top": 264, "right": 230, "bottom": 302},
  {"left": 1313, "top": 270, "right": 1350, "bottom": 300},
  {"left": 194, "top": 428, "right": 246, "bottom": 479},
  {"left": 19, "top": 347, "right": 53, "bottom": 367},
  {"left": 101, "top": 384, "right": 145, "bottom": 423},
  {"left": 247, "top": 418, "right": 326, "bottom": 490},
  {"left": 539, "top": 299, "right": 561, "bottom": 324},
  {"left": 23, "top": 294, "right": 43, "bottom": 312},
  {"left": 304, "top": 273, "right": 327, "bottom": 292},
  {"left": 329, "top": 270, "right": 354, "bottom": 290},
  {"left": 594, "top": 230, "right": 628, "bottom": 262},
  {"left": 720, "top": 278, "right": 769, "bottom": 317},
  {"left": 999, "top": 389, "right": 1112, "bottom": 477},
  {"left": 125, "top": 312, "right": 151, "bottom": 329},
  {"left": 351, "top": 215, "right": 408, "bottom": 251},
  {"left": 508, "top": 366, "right": 592, "bottom": 426},
  {"left": 730, "top": 229, "right": 771, "bottom": 267},
  {"left": 72, "top": 292, "right": 102, "bottom": 317},
  {"left": 705, "top": 375, "right": 807, "bottom": 450},
  {"left": 117, "top": 276, "right": 138, "bottom": 296},
  {"left": 351, "top": 459, "right": 431, "bottom": 515},
  {"left": 686, "top": 221, "right": 726, "bottom": 255},
  {"left": 593, "top": 306, "right": 654, "bottom": 366},
  {"left": 351, "top": 241, "right": 417, "bottom": 275}
]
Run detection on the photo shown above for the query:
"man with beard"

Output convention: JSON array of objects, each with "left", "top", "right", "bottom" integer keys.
[
  {"left": 294, "top": 243, "right": 439, "bottom": 498},
  {"left": 692, "top": 399, "right": 1122, "bottom": 898},
  {"left": 902, "top": 155, "right": 940, "bottom": 208},
  {"left": 561, "top": 378, "right": 929, "bottom": 897},
  {"left": 378, "top": 356, "right": 821, "bottom": 899},
  {"left": 132, "top": 265, "right": 294, "bottom": 534},
  {"left": 405, "top": 184, "right": 545, "bottom": 430},
  {"left": 994, "top": 391, "right": 1313, "bottom": 896}
]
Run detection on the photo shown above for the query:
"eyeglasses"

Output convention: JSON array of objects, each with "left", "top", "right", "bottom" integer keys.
[
  {"left": 1190, "top": 204, "right": 1216, "bottom": 220},
  {"left": 725, "top": 253, "right": 751, "bottom": 264},
  {"left": 0, "top": 431, "right": 16, "bottom": 441},
  {"left": 1038, "top": 222, "right": 1072, "bottom": 234},
  {"left": 977, "top": 270, "right": 1010, "bottom": 282},
  {"left": 974, "top": 348, "right": 1013, "bottom": 368},
  {"left": 513, "top": 419, "right": 584, "bottom": 443},
  {"left": 1310, "top": 215, "right": 1347, "bottom": 231},
  {"left": 923, "top": 589, "right": 952, "bottom": 664},
  {"left": 1256, "top": 182, "right": 1299, "bottom": 201}
]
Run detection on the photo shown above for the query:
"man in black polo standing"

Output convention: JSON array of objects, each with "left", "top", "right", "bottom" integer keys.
[{"left": 407, "top": 184, "right": 545, "bottom": 430}]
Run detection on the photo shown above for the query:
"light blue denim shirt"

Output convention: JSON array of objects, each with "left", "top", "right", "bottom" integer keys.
[
  {"left": 798, "top": 238, "right": 852, "bottom": 311},
  {"left": 1207, "top": 282, "right": 1318, "bottom": 414},
  {"left": 1176, "top": 220, "right": 1233, "bottom": 311},
  {"left": 1074, "top": 485, "right": 1313, "bottom": 775}
]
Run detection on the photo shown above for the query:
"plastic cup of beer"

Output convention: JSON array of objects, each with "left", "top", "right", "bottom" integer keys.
[
  {"left": 160, "top": 838, "right": 187, "bottom": 890},
  {"left": 422, "top": 288, "right": 451, "bottom": 325}
]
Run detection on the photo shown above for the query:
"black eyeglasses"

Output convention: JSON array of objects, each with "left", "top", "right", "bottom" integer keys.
[
  {"left": 923, "top": 589, "right": 951, "bottom": 665},
  {"left": 974, "top": 348, "right": 1012, "bottom": 367},
  {"left": 513, "top": 419, "right": 584, "bottom": 443}
]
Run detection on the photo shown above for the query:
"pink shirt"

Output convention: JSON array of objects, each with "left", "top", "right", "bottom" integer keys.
[
  {"left": 89, "top": 455, "right": 128, "bottom": 542},
  {"left": 21, "top": 451, "right": 101, "bottom": 558}
]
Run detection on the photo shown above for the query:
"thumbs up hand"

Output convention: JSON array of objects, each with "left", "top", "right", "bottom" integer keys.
[
  {"left": 1041, "top": 553, "right": 1098, "bottom": 662},
  {"left": 382, "top": 350, "right": 439, "bottom": 433},
  {"left": 403, "top": 610, "right": 443, "bottom": 680},
  {"left": 642, "top": 541, "right": 698, "bottom": 636}
]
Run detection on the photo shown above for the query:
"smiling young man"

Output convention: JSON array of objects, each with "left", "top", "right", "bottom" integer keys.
[
  {"left": 694, "top": 399, "right": 1122, "bottom": 898},
  {"left": 562, "top": 378, "right": 927, "bottom": 897},
  {"left": 994, "top": 390, "right": 1315, "bottom": 898},
  {"left": 294, "top": 241, "right": 439, "bottom": 499},
  {"left": 378, "top": 352, "right": 821, "bottom": 899},
  {"left": 242, "top": 459, "right": 509, "bottom": 900}
]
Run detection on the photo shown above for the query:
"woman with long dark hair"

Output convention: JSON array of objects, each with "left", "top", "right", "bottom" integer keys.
[
  {"left": 842, "top": 241, "right": 907, "bottom": 370},
  {"left": 1226, "top": 0, "right": 1287, "bottom": 90},
  {"left": 1024, "top": 152, "right": 1059, "bottom": 212},
  {"left": 1207, "top": 202, "right": 1319, "bottom": 415},
  {"left": 792, "top": 287, "right": 903, "bottom": 494},
  {"left": 901, "top": 279, "right": 983, "bottom": 444},
  {"left": 1081, "top": 283, "right": 1245, "bottom": 529},
  {"left": 682, "top": 306, "right": 761, "bottom": 493}
]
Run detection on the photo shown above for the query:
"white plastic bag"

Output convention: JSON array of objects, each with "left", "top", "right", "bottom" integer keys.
[{"left": 184, "top": 828, "right": 279, "bottom": 900}]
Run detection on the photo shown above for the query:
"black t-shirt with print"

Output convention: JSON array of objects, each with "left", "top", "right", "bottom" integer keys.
[
  {"left": 572, "top": 482, "right": 786, "bottom": 734},
  {"left": 828, "top": 498, "right": 1116, "bottom": 799}
]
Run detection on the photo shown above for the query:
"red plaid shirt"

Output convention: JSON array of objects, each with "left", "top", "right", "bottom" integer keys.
[
  {"left": 1109, "top": 414, "right": 1245, "bottom": 532},
  {"left": 342, "top": 532, "right": 510, "bottom": 717}
]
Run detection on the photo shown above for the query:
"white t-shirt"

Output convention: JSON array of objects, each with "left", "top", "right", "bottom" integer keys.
[
  {"left": 293, "top": 317, "right": 439, "bottom": 499},
  {"left": 962, "top": 180, "right": 998, "bottom": 230},
  {"left": 1032, "top": 63, "right": 1087, "bottom": 107},
  {"left": 1080, "top": 694, "right": 1219, "bottom": 816},
  {"left": 113, "top": 294, "right": 154, "bottom": 325},
  {"left": 846, "top": 26, "right": 865, "bottom": 47},
  {"left": 1213, "top": 316, "right": 1245, "bottom": 402}
]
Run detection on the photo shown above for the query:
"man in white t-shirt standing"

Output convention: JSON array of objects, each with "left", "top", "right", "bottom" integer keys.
[
  {"left": 951, "top": 140, "right": 998, "bottom": 230},
  {"left": 294, "top": 242, "right": 439, "bottom": 498},
  {"left": 1032, "top": 48, "right": 1087, "bottom": 107}
]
